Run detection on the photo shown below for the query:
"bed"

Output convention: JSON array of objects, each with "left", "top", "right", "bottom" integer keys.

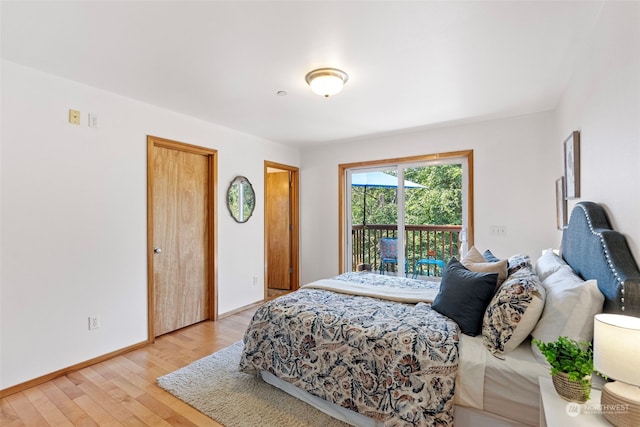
[{"left": 239, "top": 202, "right": 640, "bottom": 426}]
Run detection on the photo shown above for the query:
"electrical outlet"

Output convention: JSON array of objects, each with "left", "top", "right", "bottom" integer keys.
[
  {"left": 252, "top": 276, "right": 258, "bottom": 286},
  {"left": 69, "top": 109, "right": 81, "bottom": 125},
  {"left": 88, "top": 315, "right": 101, "bottom": 330}
]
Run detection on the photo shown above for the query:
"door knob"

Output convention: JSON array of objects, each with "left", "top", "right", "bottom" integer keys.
[{"left": 154, "top": 247, "right": 162, "bottom": 254}]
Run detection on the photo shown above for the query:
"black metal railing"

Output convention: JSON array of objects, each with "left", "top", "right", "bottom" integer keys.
[{"left": 352, "top": 224, "right": 462, "bottom": 276}]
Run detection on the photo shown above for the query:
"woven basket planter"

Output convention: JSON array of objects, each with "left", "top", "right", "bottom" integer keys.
[{"left": 551, "top": 372, "right": 591, "bottom": 403}]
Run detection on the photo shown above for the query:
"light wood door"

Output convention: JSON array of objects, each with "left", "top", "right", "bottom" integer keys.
[
  {"left": 266, "top": 171, "right": 291, "bottom": 290},
  {"left": 148, "top": 136, "right": 217, "bottom": 338}
]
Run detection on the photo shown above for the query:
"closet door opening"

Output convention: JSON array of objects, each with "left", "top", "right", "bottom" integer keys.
[{"left": 265, "top": 161, "right": 299, "bottom": 299}]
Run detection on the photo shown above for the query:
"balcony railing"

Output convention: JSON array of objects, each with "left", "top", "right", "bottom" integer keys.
[{"left": 352, "top": 224, "right": 462, "bottom": 276}]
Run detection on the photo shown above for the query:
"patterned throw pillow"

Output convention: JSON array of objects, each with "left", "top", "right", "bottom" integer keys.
[
  {"left": 482, "top": 266, "right": 545, "bottom": 358},
  {"left": 507, "top": 254, "right": 532, "bottom": 276}
]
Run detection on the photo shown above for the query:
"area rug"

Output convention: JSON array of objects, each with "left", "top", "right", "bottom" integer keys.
[{"left": 157, "top": 341, "right": 349, "bottom": 427}]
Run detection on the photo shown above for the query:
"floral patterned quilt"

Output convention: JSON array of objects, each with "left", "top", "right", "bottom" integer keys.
[{"left": 239, "top": 273, "right": 460, "bottom": 426}]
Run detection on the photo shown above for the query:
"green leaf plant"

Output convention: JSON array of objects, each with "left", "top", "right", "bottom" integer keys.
[{"left": 532, "top": 336, "right": 594, "bottom": 400}]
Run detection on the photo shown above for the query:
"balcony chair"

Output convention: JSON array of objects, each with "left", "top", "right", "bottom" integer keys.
[
  {"left": 412, "top": 250, "right": 445, "bottom": 278},
  {"left": 379, "top": 237, "right": 408, "bottom": 276}
]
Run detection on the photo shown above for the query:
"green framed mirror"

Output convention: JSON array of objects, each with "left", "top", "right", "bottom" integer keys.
[{"left": 227, "top": 176, "right": 255, "bottom": 223}]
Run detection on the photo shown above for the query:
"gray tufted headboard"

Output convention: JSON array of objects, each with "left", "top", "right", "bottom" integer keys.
[{"left": 560, "top": 201, "right": 640, "bottom": 316}]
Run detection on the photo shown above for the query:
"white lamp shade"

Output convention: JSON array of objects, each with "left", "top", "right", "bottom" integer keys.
[
  {"left": 594, "top": 313, "right": 640, "bottom": 386},
  {"left": 305, "top": 68, "right": 348, "bottom": 97}
]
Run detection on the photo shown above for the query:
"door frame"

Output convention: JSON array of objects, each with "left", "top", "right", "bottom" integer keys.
[
  {"left": 264, "top": 161, "right": 300, "bottom": 294},
  {"left": 147, "top": 135, "right": 218, "bottom": 341},
  {"left": 338, "top": 150, "right": 474, "bottom": 273}
]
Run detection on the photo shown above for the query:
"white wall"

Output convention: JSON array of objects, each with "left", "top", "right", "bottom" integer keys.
[
  {"left": 555, "top": 0, "right": 640, "bottom": 262},
  {"left": 299, "top": 111, "right": 559, "bottom": 284},
  {"left": 0, "top": 60, "right": 299, "bottom": 389},
  {"left": 298, "top": 1, "right": 640, "bottom": 286}
]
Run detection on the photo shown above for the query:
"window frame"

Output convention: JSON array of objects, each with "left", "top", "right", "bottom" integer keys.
[{"left": 338, "top": 150, "right": 474, "bottom": 274}]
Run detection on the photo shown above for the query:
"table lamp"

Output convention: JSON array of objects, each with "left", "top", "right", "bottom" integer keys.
[{"left": 593, "top": 313, "right": 640, "bottom": 427}]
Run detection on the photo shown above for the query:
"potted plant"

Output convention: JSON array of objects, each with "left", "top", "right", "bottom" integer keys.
[{"left": 532, "top": 336, "right": 594, "bottom": 402}]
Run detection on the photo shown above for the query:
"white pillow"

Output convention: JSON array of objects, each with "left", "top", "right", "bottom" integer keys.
[
  {"left": 534, "top": 249, "right": 569, "bottom": 282},
  {"left": 530, "top": 268, "right": 604, "bottom": 363}
]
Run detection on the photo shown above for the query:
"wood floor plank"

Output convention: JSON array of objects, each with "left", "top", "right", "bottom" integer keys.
[
  {"left": 74, "top": 370, "right": 144, "bottom": 423},
  {"left": 23, "top": 386, "right": 74, "bottom": 427},
  {"left": 72, "top": 394, "right": 122, "bottom": 426},
  {"left": 38, "top": 381, "right": 97, "bottom": 427},
  {"left": 0, "top": 306, "right": 258, "bottom": 426},
  {"left": 90, "top": 361, "right": 121, "bottom": 382},
  {"left": 113, "top": 395, "right": 172, "bottom": 427},
  {"left": 108, "top": 376, "right": 145, "bottom": 400},
  {"left": 52, "top": 376, "right": 85, "bottom": 401},
  {"left": 134, "top": 392, "right": 175, "bottom": 421},
  {"left": 0, "top": 396, "right": 24, "bottom": 427},
  {"left": 120, "top": 416, "right": 147, "bottom": 427},
  {"left": 4, "top": 392, "right": 49, "bottom": 427}
]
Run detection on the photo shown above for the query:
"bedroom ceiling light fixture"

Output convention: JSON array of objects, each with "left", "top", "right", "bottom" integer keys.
[
  {"left": 305, "top": 68, "right": 348, "bottom": 98},
  {"left": 593, "top": 313, "right": 640, "bottom": 426}
]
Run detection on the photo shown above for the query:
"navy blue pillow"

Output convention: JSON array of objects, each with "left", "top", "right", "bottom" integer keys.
[
  {"left": 483, "top": 249, "right": 501, "bottom": 263},
  {"left": 432, "top": 257, "right": 499, "bottom": 336}
]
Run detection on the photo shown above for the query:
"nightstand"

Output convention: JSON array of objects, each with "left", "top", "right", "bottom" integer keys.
[{"left": 539, "top": 376, "right": 610, "bottom": 426}]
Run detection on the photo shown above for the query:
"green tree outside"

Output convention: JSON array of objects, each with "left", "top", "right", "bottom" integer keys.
[
  {"left": 351, "top": 164, "right": 462, "bottom": 226},
  {"left": 351, "top": 164, "right": 463, "bottom": 274}
]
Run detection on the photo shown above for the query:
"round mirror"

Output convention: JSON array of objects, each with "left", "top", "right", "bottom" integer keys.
[{"left": 227, "top": 176, "right": 255, "bottom": 223}]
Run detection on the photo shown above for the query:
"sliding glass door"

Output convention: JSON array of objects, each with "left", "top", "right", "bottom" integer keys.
[
  {"left": 347, "top": 166, "right": 401, "bottom": 274},
  {"left": 402, "top": 162, "right": 466, "bottom": 278},
  {"left": 340, "top": 151, "right": 472, "bottom": 276}
]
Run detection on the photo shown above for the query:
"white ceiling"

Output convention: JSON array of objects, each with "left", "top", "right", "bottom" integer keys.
[{"left": 1, "top": 1, "right": 604, "bottom": 147}]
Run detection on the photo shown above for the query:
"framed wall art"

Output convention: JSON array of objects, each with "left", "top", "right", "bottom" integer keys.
[
  {"left": 564, "top": 130, "right": 580, "bottom": 199},
  {"left": 556, "top": 177, "right": 567, "bottom": 230}
]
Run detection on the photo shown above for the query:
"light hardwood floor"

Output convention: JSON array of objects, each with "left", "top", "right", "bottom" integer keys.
[{"left": 1, "top": 307, "right": 258, "bottom": 427}]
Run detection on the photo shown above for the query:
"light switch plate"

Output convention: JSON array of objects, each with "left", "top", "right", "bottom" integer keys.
[{"left": 88, "top": 113, "right": 98, "bottom": 128}]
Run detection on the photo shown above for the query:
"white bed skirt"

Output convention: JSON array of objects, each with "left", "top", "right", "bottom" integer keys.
[
  {"left": 260, "top": 370, "right": 531, "bottom": 427},
  {"left": 261, "top": 371, "right": 379, "bottom": 427}
]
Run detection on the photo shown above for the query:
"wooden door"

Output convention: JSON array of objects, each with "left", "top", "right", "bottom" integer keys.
[
  {"left": 265, "top": 162, "right": 299, "bottom": 293},
  {"left": 266, "top": 171, "right": 291, "bottom": 290},
  {"left": 147, "top": 136, "right": 217, "bottom": 338}
]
